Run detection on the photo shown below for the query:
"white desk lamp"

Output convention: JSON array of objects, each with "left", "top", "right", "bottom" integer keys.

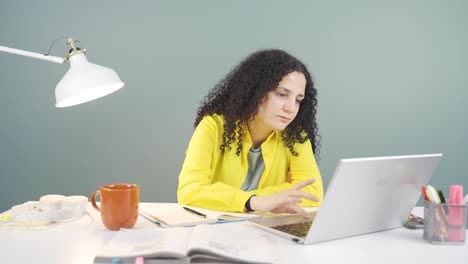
[{"left": 0, "top": 37, "right": 124, "bottom": 107}]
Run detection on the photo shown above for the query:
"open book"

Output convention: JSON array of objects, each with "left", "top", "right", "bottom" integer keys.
[
  {"left": 94, "top": 223, "right": 275, "bottom": 264},
  {"left": 140, "top": 204, "right": 260, "bottom": 227}
]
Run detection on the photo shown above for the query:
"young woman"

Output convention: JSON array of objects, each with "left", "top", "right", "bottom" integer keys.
[{"left": 177, "top": 49, "right": 323, "bottom": 218}]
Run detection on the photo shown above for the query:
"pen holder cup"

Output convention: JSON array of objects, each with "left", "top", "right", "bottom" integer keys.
[{"left": 423, "top": 201, "right": 468, "bottom": 245}]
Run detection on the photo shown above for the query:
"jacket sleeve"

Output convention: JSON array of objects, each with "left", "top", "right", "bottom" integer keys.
[
  {"left": 177, "top": 117, "right": 252, "bottom": 212},
  {"left": 249, "top": 139, "right": 324, "bottom": 207}
]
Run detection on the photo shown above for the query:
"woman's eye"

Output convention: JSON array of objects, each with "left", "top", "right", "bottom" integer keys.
[{"left": 277, "top": 93, "right": 286, "bottom": 97}]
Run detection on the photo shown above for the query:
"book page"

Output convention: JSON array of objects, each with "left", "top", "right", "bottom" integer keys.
[
  {"left": 95, "top": 227, "right": 191, "bottom": 260},
  {"left": 187, "top": 224, "right": 275, "bottom": 264}
]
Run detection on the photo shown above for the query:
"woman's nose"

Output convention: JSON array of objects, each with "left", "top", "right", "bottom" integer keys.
[{"left": 284, "top": 100, "right": 297, "bottom": 113}]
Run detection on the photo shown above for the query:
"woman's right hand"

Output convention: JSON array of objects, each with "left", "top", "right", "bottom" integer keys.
[{"left": 248, "top": 179, "right": 319, "bottom": 218}]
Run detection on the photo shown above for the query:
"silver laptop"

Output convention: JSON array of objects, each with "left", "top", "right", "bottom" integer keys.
[{"left": 248, "top": 153, "right": 442, "bottom": 244}]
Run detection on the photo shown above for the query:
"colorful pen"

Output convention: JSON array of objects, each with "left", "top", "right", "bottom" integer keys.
[
  {"left": 437, "top": 190, "right": 448, "bottom": 214},
  {"left": 425, "top": 185, "right": 449, "bottom": 241},
  {"left": 425, "top": 185, "right": 440, "bottom": 204},
  {"left": 421, "top": 186, "right": 430, "bottom": 202},
  {"left": 437, "top": 190, "right": 447, "bottom": 204}
]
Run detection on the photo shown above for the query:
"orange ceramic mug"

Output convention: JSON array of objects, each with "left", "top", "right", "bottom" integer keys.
[{"left": 90, "top": 184, "right": 139, "bottom": 231}]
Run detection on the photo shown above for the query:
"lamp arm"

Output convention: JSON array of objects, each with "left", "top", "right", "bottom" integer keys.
[{"left": 0, "top": 45, "right": 65, "bottom": 64}]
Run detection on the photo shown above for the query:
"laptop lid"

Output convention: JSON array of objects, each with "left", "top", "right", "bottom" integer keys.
[{"left": 249, "top": 153, "right": 442, "bottom": 244}]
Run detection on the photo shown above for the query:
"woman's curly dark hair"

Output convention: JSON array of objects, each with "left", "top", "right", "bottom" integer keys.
[{"left": 195, "top": 49, "right": 320, "bottom": 158}]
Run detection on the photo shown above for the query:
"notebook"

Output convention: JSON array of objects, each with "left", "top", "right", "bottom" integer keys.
[
  {"left": 248, "top": 153, "right": 442, "bottom": 244},
  {"left": 140, "top": 204, "right": 260, "bottom": 227}
]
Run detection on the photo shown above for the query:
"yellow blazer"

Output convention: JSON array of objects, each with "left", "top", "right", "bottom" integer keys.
[{"left": 177, "top": 114, "right": 323, "bottom": 212}]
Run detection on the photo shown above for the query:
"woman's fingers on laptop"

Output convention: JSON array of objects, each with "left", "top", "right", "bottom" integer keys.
[
  {"left": 288, "top": 203, "right": 310, "bottom": 219},
  {"left": 277, "top": 203, "right": 310, "bottom": 219}
]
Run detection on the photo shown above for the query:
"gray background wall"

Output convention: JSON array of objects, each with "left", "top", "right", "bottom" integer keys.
[{"left": 1, "top": 0, "right": 467, "bottom": 212}]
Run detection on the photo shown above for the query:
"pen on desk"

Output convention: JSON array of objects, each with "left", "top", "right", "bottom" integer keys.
[
  {"left": 183, "top": 206, "right": 207, "bottom": 218},
  {"left": 138, "top": 212, "right": 168, "bottom": 228}
]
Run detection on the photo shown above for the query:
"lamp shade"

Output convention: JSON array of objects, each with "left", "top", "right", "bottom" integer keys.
[{"left": 55, "top": 53, "right": 124, "bottom": 108}]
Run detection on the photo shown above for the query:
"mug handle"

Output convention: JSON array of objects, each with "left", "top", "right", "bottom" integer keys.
[{"left": 90, "top": 190, "right": 101, "bottom": 212}]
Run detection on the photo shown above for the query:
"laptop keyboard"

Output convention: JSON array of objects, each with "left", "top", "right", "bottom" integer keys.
[{"left": 271, "top": 220, "right": 313, "bottom": 238}]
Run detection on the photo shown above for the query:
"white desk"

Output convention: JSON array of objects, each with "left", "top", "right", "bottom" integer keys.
[{"left": 1, "top": 203, "right": 467, "bottom": 264}]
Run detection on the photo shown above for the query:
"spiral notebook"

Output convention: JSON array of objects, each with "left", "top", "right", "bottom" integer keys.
[{"left": 140, "top": 204, "right": 260, "bottom": 227}]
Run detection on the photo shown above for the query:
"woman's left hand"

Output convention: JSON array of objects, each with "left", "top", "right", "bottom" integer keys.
[{"left": 249, "top": 179, "right": 319, "bottom": 218}]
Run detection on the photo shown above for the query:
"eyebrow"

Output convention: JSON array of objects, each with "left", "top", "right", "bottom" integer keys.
[{"left": 277, "top": 87, "right": 305, "bottom": 99}]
